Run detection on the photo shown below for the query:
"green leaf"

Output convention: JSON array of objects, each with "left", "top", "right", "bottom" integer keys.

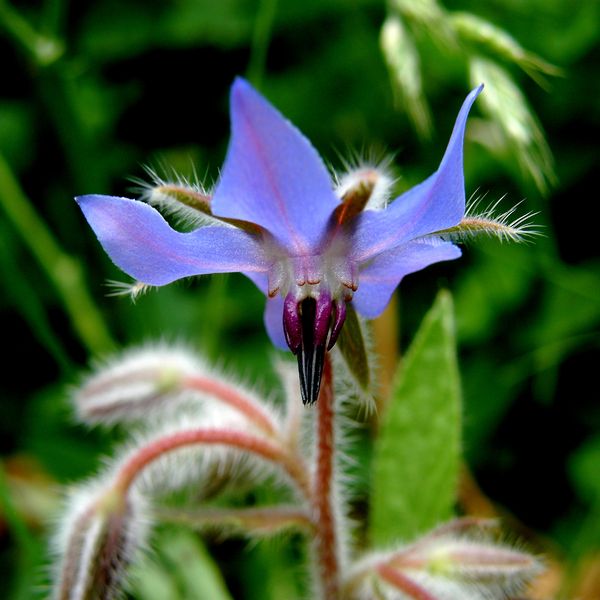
[{"left": 370, "top": 290, "right": 462, "bottom": 545}]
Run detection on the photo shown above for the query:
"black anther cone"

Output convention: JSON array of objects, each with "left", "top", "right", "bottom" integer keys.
[{"left": 296, "top": 298, "right": 326, "bottom": 404}]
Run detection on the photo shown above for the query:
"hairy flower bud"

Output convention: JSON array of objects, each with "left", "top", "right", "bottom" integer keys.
[
  {"left": 52, "top": 484, "right": 148, "bottom": 600},
  {"left": 73, "top": 345, "right": 203, "bottom": 426},
  {"left": 345, "top": 520, "right": 542, "bottom": 600}
]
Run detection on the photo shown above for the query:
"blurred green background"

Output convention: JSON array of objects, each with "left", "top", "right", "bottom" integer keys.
[{"left": 0, "top": 0, "right": 598, "bottom": 598}]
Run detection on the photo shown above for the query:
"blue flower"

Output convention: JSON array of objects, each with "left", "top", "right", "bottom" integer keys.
[{"left": 77, "top": 78, "right": 482, "bottom": 403}]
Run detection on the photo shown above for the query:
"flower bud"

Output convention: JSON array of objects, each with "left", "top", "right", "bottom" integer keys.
[
  {"left": 347, "top": 520, "right": 542, "bottom": 600},
  {"left": 74, "top": 344, "right": 203, "bottom": 426},
  {"left": 52, "top": 484, "right": 148, "bottom": 600}
]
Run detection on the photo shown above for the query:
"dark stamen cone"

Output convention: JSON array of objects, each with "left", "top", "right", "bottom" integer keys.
[{"left": 297, "top": 299, "right": 326, "bottom": 405}]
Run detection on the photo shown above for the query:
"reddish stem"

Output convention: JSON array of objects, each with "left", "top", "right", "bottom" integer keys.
[
  {"left": 113, "top": 429, "right": 310, "bottom": 499},
  {"left": 377, "top": 564, "right": 437, "bottom": 600},
  {"left": 313, "top": 354, "right": 340, "bottom": 598},
  {"left": 183, "top": 375, "right": 277, "bottom": 435}
]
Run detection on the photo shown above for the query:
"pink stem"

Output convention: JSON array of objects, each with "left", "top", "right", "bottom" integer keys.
[
  {"left": 113, "top": 428, "right": 311, "bottom": 499},
  {"left": 377, "top": 564, "right": 437, "bottom": 600},
  {"left": 313, "top": 355, "right": 340, "bottom": 598},
  {"left": 183, "top": 375, "right": 277, "bottom": 435}
]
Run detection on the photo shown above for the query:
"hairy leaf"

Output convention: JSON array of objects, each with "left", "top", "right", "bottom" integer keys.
[{"left": 370, "top": 290, "right": 462, "bottom": 544}]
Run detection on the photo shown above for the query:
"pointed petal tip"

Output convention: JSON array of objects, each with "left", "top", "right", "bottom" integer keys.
[
  {"left": 75, "top": 193, "right": 98, "bottom": 206},
  {"left": 75, "top": 194, "right": 131, "bottom": 210},
  {"left": 230, "top": 76, "right": 259, "bottom": 106},
  {"left": 469, "top": 83, "right": 484, "bottom": 101}
]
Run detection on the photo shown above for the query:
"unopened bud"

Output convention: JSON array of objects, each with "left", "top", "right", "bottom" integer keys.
[
  {"left": 53, "top": 484, "right": 148, "bottom": 600},
  {"left": 348, "top": 520, "right": 543, "bottom": 600},
  {"left": 74, "top": 345, "right": 203, "bottom": 426}
]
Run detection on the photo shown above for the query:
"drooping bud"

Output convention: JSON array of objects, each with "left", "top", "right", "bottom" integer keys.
[
  {"left": 74, "top": 345, "right": 202, "bottom": 426},
  {"left": 53, "top": 484, "right": 148, "bottom": 600}
]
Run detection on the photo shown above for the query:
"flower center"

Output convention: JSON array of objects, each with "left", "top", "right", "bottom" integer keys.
[{"left": 271, "top": 248, "right": 357, "bottom": 404}]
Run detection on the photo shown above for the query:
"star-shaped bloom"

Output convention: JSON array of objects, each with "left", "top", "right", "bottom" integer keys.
[{"left": 77, "top": 78, "right": 482, "bottom": 404}]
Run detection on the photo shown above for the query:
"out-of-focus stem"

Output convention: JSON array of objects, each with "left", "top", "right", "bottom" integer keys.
[
  {"left": 313, "top": 355, "right": 340, "bottom": 598},
  {"left": 246, "top": 0, "right": 278, "bottom": 88},
  {"left": 154, "top": 505, "right": 315, "bottom": 534},
  {"left": 377, "top": 564, "right": 436, "bottom": 600},
  {"left": 42, "top": 0, "right": 67, "bottom": 38},
  {"left": 113, "top": 429, "right": 311, "bottom": 500},
  {"left": 0, "top": 0, "right": 63, "bottom": 65},
  {"left": 0, "top": 462, "right": 39, "bottom": 599},
  {"left": 0, "top": 154, "right": 114, "bottom": 355}
]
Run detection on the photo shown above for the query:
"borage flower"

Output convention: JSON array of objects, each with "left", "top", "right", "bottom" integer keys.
[{"left": 77, "top": 78, "right": 481, "bottom": 404}]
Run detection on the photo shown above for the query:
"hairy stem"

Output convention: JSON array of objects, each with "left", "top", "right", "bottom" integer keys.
[
  {"left": 183, "top": 375, "right": 277, "bottom": 436},
  {"left": 313, "top": 354, "right": 340, "bottom": 598},
  {"left": 377, "top": 564, "right": 437, "bottom": 600},
  {"left": 113, "top": 429, "right": 311, "bottom": 499}
]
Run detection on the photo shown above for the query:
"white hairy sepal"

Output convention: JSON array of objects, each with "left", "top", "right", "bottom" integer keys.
[
  {"left": 334, "top": 156, "right": 396, "bottom": 211},
  {"left": 428, "top": 197, "right": 540, "bottom": 244},
  {"left": 51, "top": 479, "right": 150, "bottom": 600},
  {"left": 136, "top": 167, "right": 222, "bottom": 230},
  {"left": 105, "top": 279, "right": 155, "bottom": 302}
]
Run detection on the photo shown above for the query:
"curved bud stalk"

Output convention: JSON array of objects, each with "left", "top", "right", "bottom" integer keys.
[
  {"left": 52, "top": 483, "right": 149, "bottom": 600},
  {"left": 112, "top": 421, "right": 312, "bottom": 502}
]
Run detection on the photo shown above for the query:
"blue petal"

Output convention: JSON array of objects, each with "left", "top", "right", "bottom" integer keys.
[
  {"left": 77, "top": 195, "right": 268, "bottom": 285},
  {"left": 352, "top": 86, "right": 483, "bottom": 262},
  {"left": 264, "top": 294, "right": 287, "bottom": 350},
  {"left": 352, "top": 239, "right": 462, "bottom": 318},
  {"left": 211, "top": 78, "right": 340, "bottom": 254},
  {"left": 243, "top": 271, "right": 288, "bottom": 350}
]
